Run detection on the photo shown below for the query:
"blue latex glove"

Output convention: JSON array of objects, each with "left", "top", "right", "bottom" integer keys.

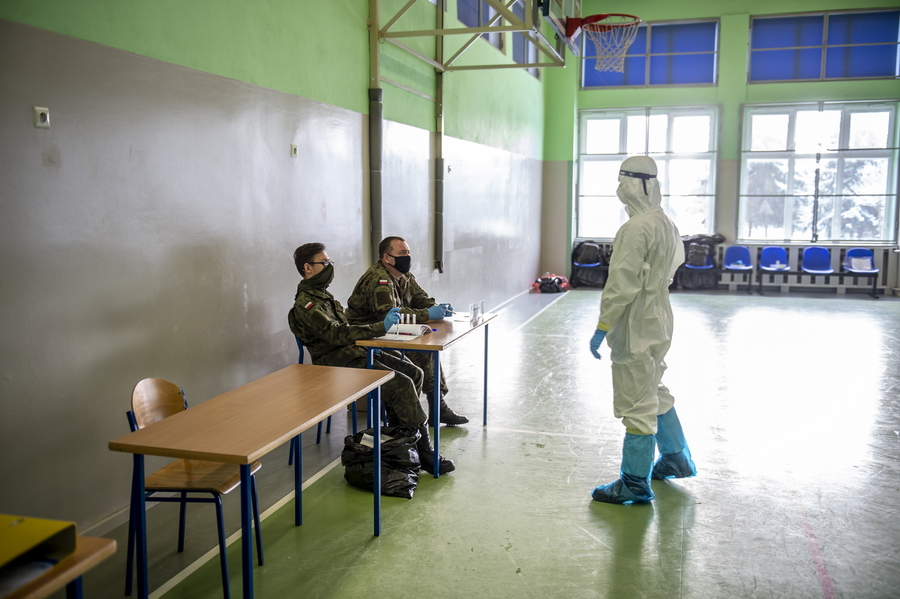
[
  {"left": 440, "top": 303, "right": 453, "bottom": 313},
  {"left": 589, "top": 329, "right": 607, "bottom": 359},
  {"left": 383, "top": 307, "right": 401, "bottom": 331},
  {"left": 427, "top": 305, "right": 449, "bottom": 320}
]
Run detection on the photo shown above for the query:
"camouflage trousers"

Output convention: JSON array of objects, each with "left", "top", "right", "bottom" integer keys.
[
  {"left": 407, "top": 351, "right": 449, "bottom": 399},
  {"left": 346, "top": 352, "right": 426, "bottom": 428}
]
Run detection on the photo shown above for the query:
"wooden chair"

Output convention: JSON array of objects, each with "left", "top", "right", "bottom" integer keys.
[{"left": 124, "top": 378, "right": 264, "bottom": 599}]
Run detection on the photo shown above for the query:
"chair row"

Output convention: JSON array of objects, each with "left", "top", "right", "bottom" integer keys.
[
  {"left": 720, "top": 245, "right": 879, "bottom": 276},
  {"left": 720, "top": 245, "right": 881, "bottom": 298}
]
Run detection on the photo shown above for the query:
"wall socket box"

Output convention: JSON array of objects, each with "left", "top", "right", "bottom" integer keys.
[
  {"left": 33, "top": 107, "right": 50, "bottom": 128},
  {"left": 290, "top": 144, "right": 298, "bottom": 157}
]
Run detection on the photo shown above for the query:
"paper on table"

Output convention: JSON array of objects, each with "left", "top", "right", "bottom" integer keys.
[{"left": 374, "top": 323, "right": 432, "bottom": 340}]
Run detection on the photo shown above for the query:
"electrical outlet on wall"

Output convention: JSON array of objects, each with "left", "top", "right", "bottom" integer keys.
[
  {"left": 33, "top": 106, "right": 50, "bottom": 128},
  {"left": 290, "top": 144, "right": 298, "bottom": 157}
]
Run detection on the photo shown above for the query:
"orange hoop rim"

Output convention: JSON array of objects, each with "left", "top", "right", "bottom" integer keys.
[{"left": 566, "top": 13, "right": 641, "bottom": 37}]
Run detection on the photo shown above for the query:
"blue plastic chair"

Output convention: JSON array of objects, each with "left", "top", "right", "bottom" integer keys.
[
  {"left": 801, "top": 246, "right": 834, "bottom": 274},
  {"left": 288, "top": 337, "right": 331, "bottom": 465},
  {"left": 125, "top": 378, "right": 263, "bottom": 599},
  {"left": 723, "top": 245, "right": 753, "bottom": 271},
  {"left": 684, "top": 246, "right": 715, "bottom": 270},
  {"left": 844, "top": 247, "right": 878, "bottom": 274},
  {"left": 759, "top": 246, "right": 790, "bottom": 272},
  {"left": 844, "top": 247, "right": 880, "bottom": 298}
]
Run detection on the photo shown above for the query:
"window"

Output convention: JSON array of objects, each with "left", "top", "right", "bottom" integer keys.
[
  {"left": 582, "top": 20, "right": 718, "bottom": 88},
  {"left": 738, "top": 102, "right": 899, "bottom": 243},
  {"left": 512, "top": 0, "right": 539, "bottom": 77},
  {"left": 749, "top": 10, "right": 900, "bottom": 82},
  {"left": 577, "top": 107, "right": 718, "bottom": 239},
  {"left": 457, "top": 0, "right": 502, "bottom": 50}
]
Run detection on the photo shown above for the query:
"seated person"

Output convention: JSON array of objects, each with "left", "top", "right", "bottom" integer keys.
[
  {"left": 346, "top": 236, "right": 468, "bottom": 426},
  {"left": 288, "top": 242, "right": 454, "bottom": 475}
]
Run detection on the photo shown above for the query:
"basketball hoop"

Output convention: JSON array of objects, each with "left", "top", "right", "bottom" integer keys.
[{"left": 568, "top": 14, "right": 641, "bottom": 73}]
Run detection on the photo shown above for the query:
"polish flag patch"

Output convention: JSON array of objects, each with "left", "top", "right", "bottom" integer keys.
[
  {"left": 304, "top": 301, "right": 314, "bottom": 310},
  {"left": 378, "top": 279, "right": 389, "bottom": 285}
]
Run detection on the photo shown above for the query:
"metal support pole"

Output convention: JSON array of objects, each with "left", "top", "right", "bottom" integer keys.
[{"left": 293, "top": 433, "right": 302, "bottom": 526}]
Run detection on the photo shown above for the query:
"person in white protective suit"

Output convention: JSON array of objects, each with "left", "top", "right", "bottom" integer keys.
[{"left": 588, "top": 155, "right": 697, "bottom": 505}]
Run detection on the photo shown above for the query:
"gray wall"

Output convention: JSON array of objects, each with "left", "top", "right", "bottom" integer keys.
[{"left": 0, "top": 20, "right": 541, "bottom": 529}]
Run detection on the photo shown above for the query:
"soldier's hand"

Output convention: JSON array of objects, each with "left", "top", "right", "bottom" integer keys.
[
  {"left": 383, "top": 307, "right": 401, "bottom": 332},
  {"left": 427, "top": 305, "right": 448, "bottom": 320}
]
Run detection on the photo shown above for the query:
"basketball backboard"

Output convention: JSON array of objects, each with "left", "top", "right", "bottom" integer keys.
[{"left": 537, "top": 0, "right": 583, "bottom": 55}]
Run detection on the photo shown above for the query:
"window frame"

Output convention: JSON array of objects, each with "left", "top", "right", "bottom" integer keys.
[
  {"left": 457, "top": 0, "right": 503, "bottom": 51},
  {"left": 737, "top": 101, "right": 900, "bottom": 245},
  {"left": 576, "top": 106, "right": 719, "bottom": 240},
  {"left": 748, "top": 9, "right": 900, "bottom": 83},
  {"left": 511, "top": 0, "right": 540, "bottom": 78},
  {"left": 581, "top": 18, "right": 720, "bottom": 89}
]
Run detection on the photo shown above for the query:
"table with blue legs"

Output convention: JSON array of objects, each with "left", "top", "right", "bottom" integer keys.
[
  {"left": 356, "top": 312, "right": 496, "bottom": 478},
  {"left": 108, "top": 364, "right": 393, "bottom": 599}
]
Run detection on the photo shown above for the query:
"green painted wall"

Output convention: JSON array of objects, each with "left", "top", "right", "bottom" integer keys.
[
  {"left": 0, "top": 0, "right": 547, "bottom": 158},
  {"left": 0, "top": 1, "right": 370, "bottom": 115}
]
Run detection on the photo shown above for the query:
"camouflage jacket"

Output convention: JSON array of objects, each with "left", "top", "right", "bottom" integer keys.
[
  {"left": 346, "top": 260, "right": 435, "bottom": 325},
  {"left": 287, "top": 279, "right": 385, "bottom": 367}
]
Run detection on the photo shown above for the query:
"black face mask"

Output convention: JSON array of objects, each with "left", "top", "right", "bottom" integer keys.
[
  {"left": 303, "top": 263, "right": 334, "bottom": 288},
  {"left": 388, "top": 255, "right": 411, "bottom": 274}
]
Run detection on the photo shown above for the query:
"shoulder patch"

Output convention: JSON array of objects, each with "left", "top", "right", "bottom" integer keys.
[
  {"left": 304, "top": 301, "right": 314, "bottom": 310},
  {"left": 378, "top": 279, "right": 389, "bottom": 285}
]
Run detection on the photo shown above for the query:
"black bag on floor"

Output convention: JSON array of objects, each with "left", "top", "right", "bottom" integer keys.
[{"left": 341, "top": 426, "right": 421, "bottom": 499}]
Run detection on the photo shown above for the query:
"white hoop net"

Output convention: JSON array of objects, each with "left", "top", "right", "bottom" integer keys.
[{"left": 583, "top": 16, "right": 641, "bottom": 72}]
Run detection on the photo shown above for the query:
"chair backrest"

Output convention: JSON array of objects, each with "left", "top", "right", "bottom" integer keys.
[
  {"left": 845, "top": 247, "right": 874, "bottom": 270},
  {"left": 802, "top": 246, "right": 831, "bottom": 270},
  {"left": 131, "top": 378, "right": 186, "bottom": 430},
  {"left": 724, "top": 245, "right": 752, "bottom": 266},
  {"left": 760, "top": 246, "right": 788, "bottom": 268},
  {"left": 295, "top": 336, "right": 305, "bottom": 364}
]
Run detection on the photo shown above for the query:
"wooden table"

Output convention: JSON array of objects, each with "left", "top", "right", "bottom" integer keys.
[
  {"left": 357, "top": 312, "right": 496, "bottom": 477},
  {"left": 109, "top": 364, "right": 394, "bottom": 599},
  {"left": 5, "top": 536, "right": 116, "bottom": 599}
]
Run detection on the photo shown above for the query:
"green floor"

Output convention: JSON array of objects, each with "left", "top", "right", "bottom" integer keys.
[{"left": 80, "top": 289, "right": 900, "bottom": 598}]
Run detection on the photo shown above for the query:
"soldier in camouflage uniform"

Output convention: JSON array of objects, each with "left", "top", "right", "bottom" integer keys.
[
  {"left": 346, "top": 236, "right": 468, "bottom": 426},
  {"left": 288, "top": 242, "right": 455, "bottom": 475}
]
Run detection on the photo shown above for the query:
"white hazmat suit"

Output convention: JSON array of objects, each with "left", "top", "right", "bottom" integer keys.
[
  {"left": 600, "top": 156, "right": 683, "bottom": 436},
  {"left": 589, "top": 156, "right": 696, "bottom": 505}
]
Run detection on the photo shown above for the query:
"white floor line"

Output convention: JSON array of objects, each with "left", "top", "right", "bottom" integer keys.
[
  {"left": 148, "top": 456, "right": 343, "bottom": 599},
  {"left": 490, "top": 289, "right": 530, "bottom": 313},
  {"left": 512, "top": 293, "right": 569, "bottom": 332}
]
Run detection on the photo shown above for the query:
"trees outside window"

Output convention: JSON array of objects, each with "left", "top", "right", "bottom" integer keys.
[{"left": 739, "top": 102, "right": 898, "bottom": 243}]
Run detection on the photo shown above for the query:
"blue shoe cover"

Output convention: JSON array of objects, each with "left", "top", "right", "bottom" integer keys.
[
  {"left": 651, "top": 451, "right": 697, "bottom": 480},
  {"left": 653, "top": 408, "right": 696, "bottom": 480},
  {"left": 591, "top": 472, "right": 654, "bottom": 504}
]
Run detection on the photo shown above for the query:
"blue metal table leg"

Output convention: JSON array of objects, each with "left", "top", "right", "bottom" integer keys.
[
  {"left": 366, "top": 348, "right": 373, "bottom": 429},
  {"left": 373, "top": 385, "right": 382, "bottom": 537},
  {"left": 65, "top": 576, "right": 83, "bottom": 599},
  {"left": 432, "top": 350, "right": 440, "bottom": 478},
  {"left": 483, "top": 323, "right": 489, "bottom": 425},
  {"left": 134, "top": 454, "right": 148, "bottom": 599},
  {"left": 240, "top": 464, "right": 254, "bottom": 599},
  {"left": 293, "top": 433, "right": 302, "bottom": 526}
]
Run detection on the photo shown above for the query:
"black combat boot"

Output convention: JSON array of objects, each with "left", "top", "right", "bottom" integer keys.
[
  {"left": 427, "top": 395, "right": 469, "bottom": 426},
  {"left": 416, "top": 425, "right": 456, "bottom": 475}
]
